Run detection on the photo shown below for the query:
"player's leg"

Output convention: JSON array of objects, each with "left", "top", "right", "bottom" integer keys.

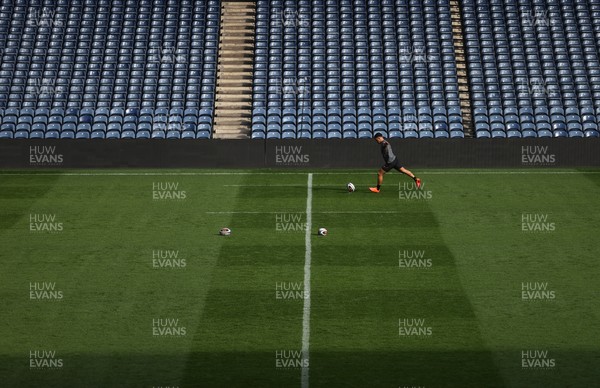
[
  {"left": 397, "top": 166, "right": 422, "bottom": 189},
  {"left": 398, "top": 166, "right": 415, "bottom": 179},
  {"left": 369, "top": 168, "right": 386, "bottom": 193}
]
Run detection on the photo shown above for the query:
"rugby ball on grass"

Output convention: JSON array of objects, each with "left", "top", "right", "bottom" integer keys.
[
  {"left": 219, "top": 227, "right": 231, "bottom": 236},
  {"left": 318, "top": 228, "right": 328, "bottom": 236},
  {"left": 347, "top": 183, "right": 355, "bottom": 192}
]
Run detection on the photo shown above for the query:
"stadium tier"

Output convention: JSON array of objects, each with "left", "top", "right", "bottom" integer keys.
[
  {"left": 463, "top": 0, "right": 600, "bottom": 138},
  {"left": 0, "top": 0, "right": 220, "bottom": 139},
  {"left": 0, "top": 0, "right": 599, "bottom": 139},
  {"left": 251, "top": 0, "right": 463, "bottom": 139}
]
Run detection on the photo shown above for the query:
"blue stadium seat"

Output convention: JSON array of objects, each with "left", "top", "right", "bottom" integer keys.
[{"left": 250, "top": 0, "right": 463, "bottom": 139}]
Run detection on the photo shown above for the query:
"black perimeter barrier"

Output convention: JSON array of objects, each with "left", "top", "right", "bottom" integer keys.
[{"left": 0, "top": 139, "right": 599, "bottom": 169}]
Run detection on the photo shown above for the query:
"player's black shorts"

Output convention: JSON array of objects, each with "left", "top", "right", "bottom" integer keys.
[{"left": 382, "top": 158, "right": 403, "bottom": 172}]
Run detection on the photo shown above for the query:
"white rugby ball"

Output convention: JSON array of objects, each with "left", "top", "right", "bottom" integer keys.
[
  {"left": 318, "top": 228, "right": 328, "bottom": 236},
  {"left": 219, "top": 227, "right": 231, "bottom": 236},
  {"left": 347, "top": 183, "right": 355, "bottom": 192}
]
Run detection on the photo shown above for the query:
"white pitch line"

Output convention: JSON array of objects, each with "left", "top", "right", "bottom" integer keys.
[
  {"left": 301, "top": 173, "right": 313, "bottom": 388},
  {"left": 205, "top": 210, "right": 401, "bottom": 214},
  {"left": 222, "top": 184, "right": 358, "bottom": 187},
  {"left": 0, "top": 171, "right": 598, "bottom": 176},
  {"left": 407, "top": 171, "right": 600, "bottom": 175},
  {"left": 223, "top": 184, "right": 308, "bottom": 187}
]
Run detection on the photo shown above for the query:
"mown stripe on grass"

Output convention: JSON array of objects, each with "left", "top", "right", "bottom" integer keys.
[
  {"left": 308, "top": 174, "right": 504, "bottom": 387},
  {"left": 180, "top": 174, "right": 309, "bottom": 387}
]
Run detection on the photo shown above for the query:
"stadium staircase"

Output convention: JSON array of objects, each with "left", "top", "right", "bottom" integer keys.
[
  {"left": 213, "top": 1, "right": 256, "bottom": 139},
  {"left": 450, "top": 0, "right": 474, "bottom": 138}
]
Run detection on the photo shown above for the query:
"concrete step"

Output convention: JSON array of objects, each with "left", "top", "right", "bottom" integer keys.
[
  {"left": 217, "top": 86, "right": 252, "bottom": 93},
  {"left": 214, "top": 0, "right": 255, "bottom": 140},
  {"left": 220, "top": 22, "right": 255, "bottom": 28},
  {"left": 218, "top": 64, "right": 253, "bottom": 72},
  {"left": 217, "top": 72, "right": 253, "bottom": 79},
  {"left": 220, "top": 42, "right": 255, "bottom": 49},
  {"left": 216, "top": 57, "right": 253, "bottom": 65},
  {"left": 213, "top": 133, "right": 250, "bottom": 140},
  {"left": 220, "top": 21, "right": 255, "bottom": 26},
  {"left": 220, "top": 29, "right": 254, "bottom": 35},
  {"left": 222, "top": 12, "right": 255, "bottom": 17},
  {"left": 214, "top": 124, "right": 251, "bottom": 131},
  {"left": 218, "top": 58, "right": 253, "bottom": 64},
  {"left": 219, "top": 57, "right": 252, "bottom": 65},
  {"left": 223, "top": 7, "right": 254, "bottom": 11},
  {"left": 214, "top": 128, "right": 251, "bottom": 134},
  {"left": 218, "top": 56, "right": 253, "bottom": 62},
  {"left": 214, "top": 117, "right": 251, "bottom": 125},
  {"left": 219, "top": 40, "right": 254, "bottom": 46},
  {"left": 223, "top": 4, "right": 255, "bottom": 9},
  {"left": 215, "top": 100, "right": 252, "bottom": 109},
  {"left": 220, "top": 16, "right": 254, "bottom": 22},
  {"left": 216, "top": 84, "right": 253, "bottom": 90},
  {"left": 214, "top": 109, "right": 251, "bottom": 117},
  {"left": 216, "top": 100, "right": 252, "bottom": 107},
  {"left": 222, "top": 7, "right": 255, "bottom": 12},
  {"left": 217, "top": 92, "right": 252, "bottom": 99},
  {"left": 450, "top": 0, "right": 471, "bottom": 137},
  {"left": 216, "top": 80, "right": 253, "bottom": 86},
  {"left": 220, "top": 36, "right": 254, "bottom": 43},
  {"left": 215, "top": 100, "right": 252, "bottom": 108}
]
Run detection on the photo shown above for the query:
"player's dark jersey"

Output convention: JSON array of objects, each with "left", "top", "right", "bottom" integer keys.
[{"left": 381, "top": 140, "right": 396, "bottom": 164}]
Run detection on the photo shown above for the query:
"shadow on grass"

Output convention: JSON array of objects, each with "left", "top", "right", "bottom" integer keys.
[{"left": 3, "top": 350, "right": 599, "bottom": 387}]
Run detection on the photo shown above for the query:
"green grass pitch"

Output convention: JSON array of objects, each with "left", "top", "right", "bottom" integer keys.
[{"left": 0, "top": 169, "right": 599, "bottom": 387}]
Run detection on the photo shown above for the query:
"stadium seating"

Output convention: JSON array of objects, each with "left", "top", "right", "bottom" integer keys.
[
  {"left": 0, "top": 0, "right": 599, "bottom": 140},
  {"left": 462, "top": 0, "right": 600, "bottom": 138},
  {"left": 0, "top": 0, "right": 219, "bottom": 139},
  {"left": 251, "top": 0, "right": 464, "bottom": 139}
]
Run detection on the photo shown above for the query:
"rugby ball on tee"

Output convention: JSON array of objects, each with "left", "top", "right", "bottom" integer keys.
[
  {"left": 219, "top": 227, "right": 231, "bottom": 236},
  {"left": 318, "top": 228, "right": 328, "bottom": 236},
  {"left": 347, "top": 183, "right": 355, "bottom": 192}
]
